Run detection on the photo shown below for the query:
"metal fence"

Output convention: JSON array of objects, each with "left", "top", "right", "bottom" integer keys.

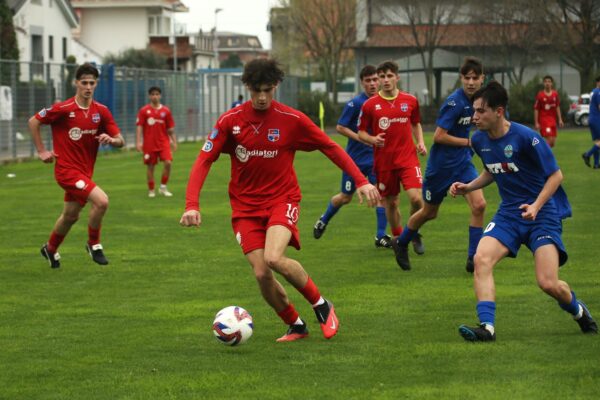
[{"left": 0, "top": 60, "right": 299, "bottom": 162}]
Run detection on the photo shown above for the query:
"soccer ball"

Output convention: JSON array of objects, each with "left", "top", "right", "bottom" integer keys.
[{"left": 212, "top": 306, "right": 253, "bottom": 346}]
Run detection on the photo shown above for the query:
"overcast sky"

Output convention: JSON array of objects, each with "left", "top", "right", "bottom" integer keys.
[{"left": 177, "top": 0, "right": 281, "bottom": 50}]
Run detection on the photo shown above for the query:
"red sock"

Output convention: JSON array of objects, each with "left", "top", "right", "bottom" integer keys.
[
  {"left": 392, "top": 226, "right": 403, "bottom": 237},
  {"left": 47, "top": 231, "right": 65, "bottom": 253},
  {"left": 161, "top": 174, "right": 169, "bottom": 185},
  {"left": 298, "top": 276, "right": 321, "bottom": 306},
  {"left": 88, "top": 225, "right": 101, "bottom": 246},
  {"left": 277, "top": 303, "right": 299, "bottom": 325},
  {"left": 148, "top": 180, "right": 155, "bottom": 190}
]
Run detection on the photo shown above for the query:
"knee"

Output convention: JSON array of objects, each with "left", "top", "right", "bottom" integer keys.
[
  {"left": 472, "top": 199, "right": 487, "bottom": 217},
  {"left": 537, "top": 277, "right": 558, "bottom": 295},
  {"left": 264, "top": 253, "right": 284, "bottom": 272},
  {"left": 164, "top": 160, "right": 172, "bottom": 168},
  {"left": 339, "top": 194, "right": 352, "bottom": 205},
  {"left": 410, "top": 195, "right": 423, "bottom": 209},
  {"left": 254, "top": 267, "right": 274, "bottom": 284},
  {"left": 421, "top": 207, "right": 438, "bottom": 221},
  {"left": 473, "top": 252, "right": 494, "bottom": 274},
  {"left": 93, "top": 195, "right": 109, "bottom": 212},
  {"left": 62, "top": 211, "right": 80, "bottom": 225},
  {"left": 386, "top": 197, "right": 399, "bottom": 210}
]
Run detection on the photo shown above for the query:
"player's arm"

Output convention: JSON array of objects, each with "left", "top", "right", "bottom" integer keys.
[
  {"left": 534, "top": 108, "right": 540, "bottom": 129},
  {"left": 450, "top": 169, "right": 494, "bottom": 197},
  {"left": 556, "top": 101, "right": 564, "bottom": 128},
  {"left": 520, "top": 169, "right": 562, "bottom": 221},
  {"left": 28, "top": 116, "right": 55, "bottom": 163},
  {"left": 433, "top": 126, "right": 470, "bottom": 147},
  {"left": 135, "top": 125, "right": 143, "bottom": 152},
  {"left": 98, "top": 133, "right": 124, "bottom": 147},
  {"left": 358, "top": 128, "right": 384, "bottom": 147},
  {"left": 336, "top": 124, "right": 360, "bottom": 142},
  {"left": 168, "top": 127, "right": 177, "bottom": 151},
  {"left": 412, "top": 122, "right": 427, "bottom": 156}
]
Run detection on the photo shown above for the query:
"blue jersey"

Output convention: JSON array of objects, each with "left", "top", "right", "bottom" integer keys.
[
  {"left": 426, "top": 88, "right": 474, "bottom": 174},
  {"left": 471, "top": 122, "right": 571, "bottom": 219},
  {"left": 338, "top": 92, "right": 373, "bottom": 167},
  {"left": 589, "top": 88, "right": 600, "bottom": 124}
]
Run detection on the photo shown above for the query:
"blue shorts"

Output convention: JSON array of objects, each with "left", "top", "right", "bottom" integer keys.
[
  {"left": 422, "top": 162, "right": 479, "bottom": 204},
  {"left": 341, "top": 164, "right": 376, "bottom": 194},
  {"left": 589, "top": 120, "right": 600, "bottom": 141},
  {"left": 483, "top": 212, "right": 568, "bottom": 266}
]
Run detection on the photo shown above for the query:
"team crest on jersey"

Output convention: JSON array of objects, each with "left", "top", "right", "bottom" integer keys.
[
  {"left": 38, "top": 108, "right": 47, "bottom": 117},
  {"left": 147, "top": 110, "right": 151, "bottom": 114},
  {"left": 160, "top": 112, "right": 166, "bottom": 118},
  {"left": 400, "top": 103, "right": 408, "bottom": 112},
  {"left": 92, "top": 113, "right": 100, "bottom": 123},
  {"left": 503, "top": 144, "right": 513, "bottom": 158},
  {"left": 233, "top": 125, "right": 241, "bottom": 135},
  {"left": 448, "top": 100, "right": 456, "bottom": 107},
  {"left": 209, "top": 128, "right": 219, "bottom": 140},
  {"left": 348, "top": 101, "right": 354, "bottom": 107},
  {"left": 202, "top": 140, "right": 213, "bottom": 152},
  {"left": 267, "top": 129, "right": 280, "bottom": 142}
]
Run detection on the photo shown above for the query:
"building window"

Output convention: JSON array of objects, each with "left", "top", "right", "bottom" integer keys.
[
  {"left": 31, "top": 0, "right": 41, "bottom": 4},
  {"left": 31, "top": 35, "right": 44, "bottom": 75},
  {"left": 49, "top": 35, "right": 54, "bottom": 59},
  {"left": 62, "top": 37, "right": 67, "bottom": 60},
  {"left": 148, "top": 15, "right": 172, "bottom": 36}
]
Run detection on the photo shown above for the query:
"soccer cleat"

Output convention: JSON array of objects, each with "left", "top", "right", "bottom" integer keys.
[
  {"left": 575, "top": 301, "right": 598, "bottom": 334},
  {"left": 276, "top": 320, "right": 309, "bottom": 342},
  {"left": 458, "top": 324, "right": 496, "bottom": 342},
  {"left": 40, "top": 244, "right": 61, "bottom": 269},
  {"left": 148, "top": 190, "right": 156, "bottom": 198},
  {"left": 582, "top": 153, "right": 591, "bottom": 168},
  {"left": 466, "top": 257, "right": 475, "bottom": 273},
  {"left": 86, "top": 243, "right": 109, "bottom": 265},
  {"left": 314, "top": 299, "right": 339, "bottom": 339},
  {"left": 374, "top": 234, "right": 393, "bottom": 248},
  {"left": 391, "top": 238, "right": 411, "bottom": 270},
  {"left": 159, "top": 186, "right": 173, "bottom": 197},
  {"left": 313, "top": 219, "right": 327, "bottom": 239},
  {"left": 594, "top": 165, "right": 600, "bottom": 169},
  {"left": 412, "top": 233, "right": 425, "bottom": 255}
]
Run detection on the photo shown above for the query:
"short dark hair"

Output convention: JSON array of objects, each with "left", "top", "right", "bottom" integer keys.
[
  {"left": 241, "top": 58, "right": 285, "bottom": 90},
  {"left": 460, "top": 56, "right": 483, "bottom": 76},
  {"left": 376, "top": 60, "right": 399, "bottom": 75},
  {"left": 148, "top": 86, "right": 162, "bottom": 94},
  {"left": 359, "top": 65, "right": 377, "bottom": 80},
  {"left": 75, "top": 63, "right": 99, "bottom": 80},
  {"left": 543, "top": 75, "right": 554, "bottom": 82},
  {"left": 238, "top": 94, "right": 243, "bottom": 100},
  {"left": 595, "top": 76, "right": 600, "bottom": 83},
  {"left": 473, "top": 81, "right": 508, "bottom": 110}
]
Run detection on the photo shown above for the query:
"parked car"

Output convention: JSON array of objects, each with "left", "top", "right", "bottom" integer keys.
[{"left": 571, "top": 93, "right": 590, "bottom": 126}]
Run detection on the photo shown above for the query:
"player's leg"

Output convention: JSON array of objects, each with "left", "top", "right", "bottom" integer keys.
[
  {"left": 464, "top": 189, "right": 486, "bottom": 273},
  {"left": 366, "top": 167, "right": 390, "bottom": 247},
  {"left": 159, "top": 157, "right": 173, "bottom": 196},
  {"left": 395, "top": 201, "right": 439, "bottom": 264},
  {"left": 264, "top": 224, "right": 339, "bottom": 339},
  {"left": 144, "top": 152, "right": 157, "bottom": 197},
  {"left": 85, "top": 186, "right": 110, "bottom": 265},
  {"left": 404, "top": 187, "right": 425, "bottom": 255},
  {"left": 41, "top": 200, "right": 84, "bottom": 268},
  {"left": 314, "top": 171, "right": 355, "bottom": 239},
  {"left": 582, "top": 126, "right": 600, "bottom": 168}
]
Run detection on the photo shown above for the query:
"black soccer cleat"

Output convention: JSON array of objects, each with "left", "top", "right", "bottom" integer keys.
[
  {"left": 582, "top": 153, "right": 592, "bottom": 168},
  {"left": 374, "top": 234, "right": 393, "bottom": 248},
  {"left": 391, "top": 238, "right": 411, "bottom": 270},
  {"left": 575, "top": 301, "right": 598, "bottom": 334},
  {"left": 276, "top": 320, "right": 309, "bottom": 342},
  {"left": 412, "top": 233, "right": 425, "bottom": 255},
  {"left": 86, "top": 243, "right": 109, "bottom": 265},
  {"left": 466, "top": 257, "right": 475, "bottom": 273},
  {"left": 313, "top": 219, "right": 327, "bottom": 239},
  {"left": 40, "top": 244, "right": 61, "bottom": 269},
  {"left": 459, "top": 324, "right": 496, "bottom": 342}
]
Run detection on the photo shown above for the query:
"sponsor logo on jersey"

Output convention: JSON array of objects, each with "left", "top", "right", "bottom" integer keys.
[
  {"left": 532, "top": 137, "right": 540, "bottom": 146},
  {"left": 68, "top": 127, "right": 97, "bottom": 141},
  {"left": 38, "top": 108, "right": 47, "bottom": 117},
  {"left": 202, "top": 140, "right": 213, "bottom": 152},
  {"left": 267, "top": 129, "right": 280, "bottom": 142},
  {"left": 147, "top": 117, "right": 156, "bottom": 126},
  {"left": 209, "top": 128, "right": 219, "bottom": 140},
  {"left": 485, "top": 162, "right": 519, "bottom": 174},
  {"left": 92, "top": 113, "right": 100, "bottom": 123},
  {"left": 458, "top": 116, "right": 472, "bottom": 125},
  {"left": 503, "top": 144, "right": 513, "bottom": 158},
  {"left": 233, "top": 125, "right": 241, "bottom": 135},
  {"left": 400, "top": 103, "right": 408, "bottom": 112},
  {"left": 234, "top": 145, "right": 278, "bottom": 163},
  {"left": 378, "top": 116, "right": 409, "bottom": 130}
]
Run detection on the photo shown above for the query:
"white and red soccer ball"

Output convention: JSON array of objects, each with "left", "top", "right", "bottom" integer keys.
[{"left": 212, "top": 306, "right": 253, "bottom": 346}]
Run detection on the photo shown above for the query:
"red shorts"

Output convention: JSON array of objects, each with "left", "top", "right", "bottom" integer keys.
[
  {"left": 143, "top": 147, "right": 172, "bottom": 165},
  {"left": 540, "top": 125, "right": 557, "bottom": 138},
  {"left": 56, "top": 172, "right": 96, "bottom": 206},
  {"left": 376, "top": 166, "right": 423, "bottom": 197},
  {"left": 231, "top": 202, "right": 301, "bottom": 254}
]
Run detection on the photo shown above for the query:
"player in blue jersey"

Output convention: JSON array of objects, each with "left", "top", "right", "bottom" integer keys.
[
  {"left": 582, "top": 76, "right": 600, "bottom": 168},
  {"left": 450, "top": 81, "right": 597, "bottom": 342},
  {"left": 391, "top": 57, "right": 486, "bottom": 272},
  {"left": 313, "top": 65, "right": 392, "bottom": 248}
]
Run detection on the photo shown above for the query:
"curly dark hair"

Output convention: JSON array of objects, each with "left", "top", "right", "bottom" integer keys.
[{"left": 241, "top": 58, "right": 285, "bottom": 90}]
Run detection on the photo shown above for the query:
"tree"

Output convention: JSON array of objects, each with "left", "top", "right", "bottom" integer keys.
[
  {"left": 103, "top": 48, "right": 168, "bottom": 69},
  {"left": 220, "top": 54, "right": 243, "bottom": 68},
  {"left": 281, "top": 0, "right": 356, "bottom": 104},
  {"left": 0, "top": 0, "right": 19, "bottom": 83}
]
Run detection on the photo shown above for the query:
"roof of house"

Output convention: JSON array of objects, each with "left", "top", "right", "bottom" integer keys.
[{"left": 8, "top": 0, "right": 78, "bottom": 26}]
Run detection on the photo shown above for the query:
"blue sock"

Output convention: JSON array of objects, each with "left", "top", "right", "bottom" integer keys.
[
  {"left": 375, "top": 207, "right": 387, "bottom": 238},
  {"left": 594, "top": 152, "right": 600, "bottom": 167},
  {"left": 476, "top": 301, "right": 496, "bottom": 326},
  {"left": 320, "top": 201, "right": 340, "bottom": 224},
  {"left": 559, "top": 291, "right": 580, "bottom": 316},
  {"left": 468, "top": 226, "right": 483, "bottom": 259},
  {"left": 397, "top": 226, "right": 417, "bottom": 246},
  {"left": 585, "top": 144, "right": 600, "bottom": 157}
]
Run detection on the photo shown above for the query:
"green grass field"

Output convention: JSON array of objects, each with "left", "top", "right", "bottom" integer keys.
[{"left": 1, "top": 129, "right": 599, "bottom": 399}]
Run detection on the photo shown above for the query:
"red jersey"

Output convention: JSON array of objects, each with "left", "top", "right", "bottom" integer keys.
[
  {"left": 136, "top": 104, "right": 175, "bottom": 152},
  {"left": 35, "top": 97, "right": 120, "bottom": 178},
  {"left": 358, "top": 91, "right": 421, "bottom": 172},
  {"left": 534, "top": 90, "right": 560, "bottom": 127},
  {"left": 185, "top": 100, "right": 368, "bottom": 216}
]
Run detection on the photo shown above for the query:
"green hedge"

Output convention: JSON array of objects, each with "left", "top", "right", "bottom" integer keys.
[
  {"left": 508, "top": 76, "right": 571, "bottom": 125},
  {"left": 297, "top": 91, "right": 343, "bottom": 127}
]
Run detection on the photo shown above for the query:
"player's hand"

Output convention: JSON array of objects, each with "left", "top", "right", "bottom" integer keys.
[
  {"left": 449, "top": 182, "right": 469, "bottom": 197},
  {"left": 180, "top": 210, "right": 201, "bottom": 227},
  {"left": 172, "top": 141, "right": 178, "bottom": 151},
  {"left": 559, "top": 120, "right": 564, "bottom": 128},
  {"left": 136, "top": 143, "right": 143, "bottom": 152},
  {"left": 534, "top": 122, "right": 540, "bottom": 130},
  {"left": 38, "top": 149, "right": 56, "bottom": 163},
  {"left": 97, "top": 133, "right": 115, "bottom": 145},
  {"left": 356, "top": 183, "right": 381, "bottom": 207},
  {"left": 519, "top": 203, "right": 539, "bottom": 221},
  {"left": 416, "top": 142, "right": 427, "bottom": 156},
  {"left": 373, "top": 133, "right": 386, "bottom": 147}
]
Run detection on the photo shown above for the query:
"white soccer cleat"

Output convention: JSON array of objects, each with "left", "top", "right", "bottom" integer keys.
[
  {"left": 148, "top": 190, "right": 156, "bottom": 198},
  {"left": 159, "top": 186, "right": 173, "bottom": 197}
]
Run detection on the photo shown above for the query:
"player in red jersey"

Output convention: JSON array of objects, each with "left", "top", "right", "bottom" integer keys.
[
  {"left": 136, "top": 86, "right": 177, "bottom": 197},
  {"left": 534, "top": 75, "right": 564, "bottom": 148},
  {"left": 29, "top": 63, "right": 124, "bottom": 268},
  {"left": 357, "top": 60, "right": 427, "bottom": 269},
  {"left": 180, "top": 59, "right": 380, "bottom": 342}
]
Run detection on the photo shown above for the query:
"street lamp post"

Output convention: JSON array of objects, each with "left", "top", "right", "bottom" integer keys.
[{"left": 213, "top": 8, "right": 222, "bottom": 69}]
